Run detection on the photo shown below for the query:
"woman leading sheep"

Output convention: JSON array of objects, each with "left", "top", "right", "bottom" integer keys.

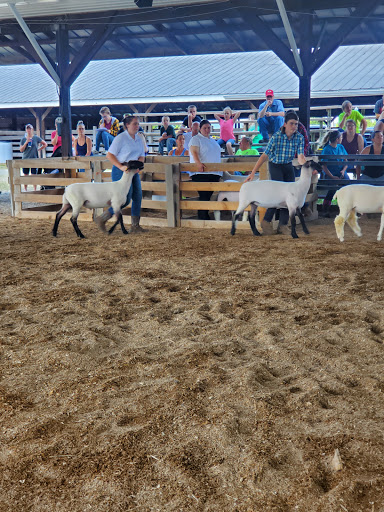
[{"left": 95, "top": 115, "right": 146, "bottom": 233}]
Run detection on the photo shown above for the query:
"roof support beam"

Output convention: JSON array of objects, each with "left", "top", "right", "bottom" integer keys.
[
  {"left": 0, "top": 34, "right": 35, "bottom": 63},
  {"left": 57, "top": 25, "right": 72, "bottom": 159},
  {"left": 64, "top": 17, "right": 117, "bottom": 86},
  {"left": 275, "top": 0, "right": 303, "bottom": 76},
  {"left": 213, "top": 20, "right": 247, "bottom": 52},
  {"left": 233, "top": 4, "right": 299, "bottom": 75},
  {"left": 310, "top": 0, "right": 380, "bottom": 74},
  {"left": 153, "top": 24, "right": 188, "bottom": 55},
  {"left": 7, "top": 2, "right": 61, "bottom": 86}
]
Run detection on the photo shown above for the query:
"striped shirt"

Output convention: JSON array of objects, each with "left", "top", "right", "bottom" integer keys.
[{"left": 264, "top": 130, "right": 305, "bottom": 164}]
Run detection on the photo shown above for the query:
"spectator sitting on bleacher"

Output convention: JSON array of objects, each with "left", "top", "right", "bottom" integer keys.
[
  {"left": 341, "top": 119, "right": 364, "bottom": 157},
  {"left": 74, "top": 121, "right": 92, "bottom": 157},
  {"left": 95, "top": 106, "right": 119, "bottom": 155},
  {"left": 321, "top": 130, "right": 349, "bottom": 217},
  {"left": 374, "top": 93, "right": 384, "bottom": 120},
  {"left": 235, "top": 136, "right": 259, "bottom": 156},
  {"left": 257, "top": 89, "right": 285, "bottom": 143},
  {"left": 19, "top": 123, "right": 47, "bottom": 191},
  {"left": 357, "top": 131, "right": 384, "bottom": 182},
  {"left": 247, "top": 114, "right": 263, "bottom": 148},
  {"left": 338, "top": 100, "right": 367, "bottom": 136},
  {"left": 180, "top": 105, "right": 202, "bottom": 133},
  {"left": 158, "top": 116, "right": 176, "bottom": 155},
  {"left": 183, "top": 121, "right": 200, "bottom": 151},
  {"left": 214, "top": 106, "right": 241, "bottom": 156},
  {"left": 168, "top": 133, "right": 189, "bottom": 157}
]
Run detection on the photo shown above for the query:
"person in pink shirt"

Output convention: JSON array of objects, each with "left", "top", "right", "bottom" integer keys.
[{"left": 214, "top": 107, "right": 241, "bottom": 156}]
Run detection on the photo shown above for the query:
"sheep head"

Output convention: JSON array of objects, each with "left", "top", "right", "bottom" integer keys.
[{"left": 122, "top": 160, "right": 145, "bottom": 171}]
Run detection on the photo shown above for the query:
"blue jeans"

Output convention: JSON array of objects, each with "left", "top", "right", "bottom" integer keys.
[
  {"left": 257, "top": 116, "right": 284, "bottom": 141},
  {"left": 158, "top": 137, "right": 176, "bottom": 155},
  {"left": 96, "top": 131, "right": 115, "bottom": 151},
  {"left": 108, "top": 165, "right": 142, "bottom": 217}
]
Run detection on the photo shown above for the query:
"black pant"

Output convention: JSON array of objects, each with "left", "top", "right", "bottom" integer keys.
[
  {"left": 191, "top": 174, "right": 221, "bottom": 220},
  {"left": 263, "top": 162, "right": 295, "bottom": 225}
]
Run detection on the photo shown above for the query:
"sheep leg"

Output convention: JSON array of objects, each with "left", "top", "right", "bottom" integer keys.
[
  {"left": 296, "top": 207, "right": 310, "bottom": 235},
  {"left": 52, "top": 203, "right": 71, "bottom": 237},
  {"left": 118, "top": 213, "right": 129, "bottom": 235},
  {"left": 231, "top": 212, "right": 243, "bottom": 236},
  {"left": 346, "top": 210, "right": 362, "bottom": 237},
  {"left": 248, "top": 203, "right": 261, "bottom": 236},
  {"left": 290, "top": 212, "right": 299, "bottom": 239},
  {"left": 214, "top": 210, "right": 221, "bottom": 222},
  {"left": 377, "top": 212, "right": 384, "bottom": 241},
  {"left": 70, "top": 215, "right": 85, "bottom": 239},
  {"left": 334, "top": 214, "right": 346, "bottom": 242}
]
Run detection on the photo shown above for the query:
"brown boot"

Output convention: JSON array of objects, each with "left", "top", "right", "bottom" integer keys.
[
  {"left": 95, "top": 210, "right": 112, "bottom": 232},
  {"left": 129, "top": 216, "right": 148, "bottom": 234}
]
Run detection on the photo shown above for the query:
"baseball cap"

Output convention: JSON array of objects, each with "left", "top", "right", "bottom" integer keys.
[
  {"left": 25, "top": 123, "right": 33, "bottom": 129},
  {"left": 265, "top": 89, "right": 274, "bottom": 97}
]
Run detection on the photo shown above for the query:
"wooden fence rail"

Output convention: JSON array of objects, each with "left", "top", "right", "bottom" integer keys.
[{"left": 7, "top": 155, "right": 319, "bottom": 230}]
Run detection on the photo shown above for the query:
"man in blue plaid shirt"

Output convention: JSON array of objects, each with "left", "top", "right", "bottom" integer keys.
[{"left": 245, "top": 111, "right": 307, "bottom": 235}]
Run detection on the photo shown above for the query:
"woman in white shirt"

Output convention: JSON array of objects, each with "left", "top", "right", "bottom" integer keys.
[
  {"left": 95, "top": 116, "right": 146, "bottom": 233},
  {"left": 189, "top": 120, "right": 222, "bottom": 220}
]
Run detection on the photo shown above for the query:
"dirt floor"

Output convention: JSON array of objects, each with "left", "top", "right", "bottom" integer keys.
[{"left": 1, "top": 193, "right": 384, "bottom": 512}]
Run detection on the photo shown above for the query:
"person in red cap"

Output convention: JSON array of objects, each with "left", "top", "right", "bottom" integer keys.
[{"left": 257, "top": 89, "right": 285, "bottom": 142}]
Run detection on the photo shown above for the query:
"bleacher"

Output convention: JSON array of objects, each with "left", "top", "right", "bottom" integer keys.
[{"left": 0, "top": 106, "right": 378, "bottom": 160}]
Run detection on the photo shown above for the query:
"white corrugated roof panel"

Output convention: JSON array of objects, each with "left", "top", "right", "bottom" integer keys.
[
  {"left": 0, "top": 45, "right": 383, "bottom": 108},
  {"left": 0, "top": 0, "right": 223, "bottom": 21}
]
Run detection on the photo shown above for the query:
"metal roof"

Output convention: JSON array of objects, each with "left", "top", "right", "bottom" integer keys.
[
  {"left": 0, "top": 0, "right": 221, "bottom": 20},
  {"left": 0, "top": 44, "right": 383, "bottom": 109},
  {"left": 0, "top": 1, "right": 383, "bottom": 65}
]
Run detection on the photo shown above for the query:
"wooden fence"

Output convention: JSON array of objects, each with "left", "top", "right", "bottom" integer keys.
[{"left": 7, "top": 155, "right": 319, "bottom": 230}]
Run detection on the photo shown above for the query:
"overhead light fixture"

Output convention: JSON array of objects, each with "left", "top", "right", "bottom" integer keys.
[{"left": 134, "top": 0, "right": 153, "bottom": 7}]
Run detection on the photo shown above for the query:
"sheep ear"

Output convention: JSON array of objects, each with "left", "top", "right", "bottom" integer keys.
[
  {"left": 309, "top": 155, "right": 319, "bottom": 163},
  {"left": 292, "top": 158, "right": 300, "bottom": 167}
]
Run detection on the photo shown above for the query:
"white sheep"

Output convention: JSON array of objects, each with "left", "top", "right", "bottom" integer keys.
[
  {"left": 231, "top": 160, "right": 322, "bottom": 238},
  {"left": 214, "top": 173, "right": 249, "bottom": 222},
  {"left": 334, "top": 184, "right": 384, "bottom": 242},
  {"left": 52, "top": 160, "right": 144, "bottom": 238}
]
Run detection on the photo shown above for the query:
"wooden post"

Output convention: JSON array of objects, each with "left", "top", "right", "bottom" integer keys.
[
  {"left": 173, "top": 164, "right": 181, "bottom": 227},
  {"left": 56, "top": 25, "right": 72, "bottom": 161},
  {"left": 92, "top": 160, "right": 103, "bottom": 218},
  {"left": 7, "top": 160, "right": 15, "bottom": 217},
  {"left": 165, "top": 164, "right": 176, "bottom": 227}
]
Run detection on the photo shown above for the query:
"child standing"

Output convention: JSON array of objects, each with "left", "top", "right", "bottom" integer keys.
[{"left": 214, "top": 107, "right": 241, "bottom": 156}]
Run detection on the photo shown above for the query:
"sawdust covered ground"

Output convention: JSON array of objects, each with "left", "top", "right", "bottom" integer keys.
[{"left": 1, "top": 194, "right": 384, "bottom": 512}]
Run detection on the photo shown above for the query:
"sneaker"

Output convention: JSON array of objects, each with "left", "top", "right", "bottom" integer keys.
[{"left": 260, "top": 219, "right": 274, "bottom": 235}]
